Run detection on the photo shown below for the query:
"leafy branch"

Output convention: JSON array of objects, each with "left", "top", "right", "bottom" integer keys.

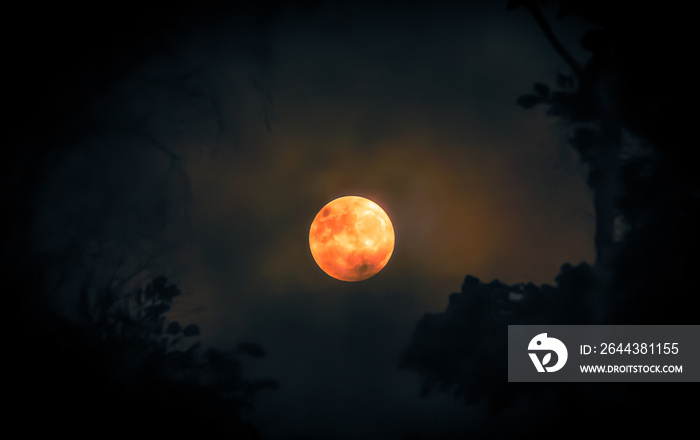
[{"left": 76, "top": 275, "right": 278, "bottom": 433}]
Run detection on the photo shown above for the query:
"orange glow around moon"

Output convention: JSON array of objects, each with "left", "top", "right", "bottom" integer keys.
[{"left": 309, "top": 196, "right": 395, "bottom": 282}]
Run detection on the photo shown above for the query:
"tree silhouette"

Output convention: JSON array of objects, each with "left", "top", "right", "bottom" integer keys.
[
  {"left": 5, "top": 3, "right": 294, "bottom": 438},
  {"left": 401, "top": 0, "right": 697, "bottom": 436},
  {"left": 6, "top": 5, "right": 284, "bottom": 434},
  {"left": 401, "top": 264, "right": 594, "bottom": 414},
  {"left": 20, "top": 276, "right": 278, "bottom": 438},
  {"left": 508, "top": 0, "right": 697, "bottom": 322}
]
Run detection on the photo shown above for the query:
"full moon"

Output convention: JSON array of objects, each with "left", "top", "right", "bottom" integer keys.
[{"left": 309, "top": 196, "right": 395, "bottom": 282}]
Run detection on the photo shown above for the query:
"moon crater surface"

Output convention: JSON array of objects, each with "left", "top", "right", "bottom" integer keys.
[{"left": 309, "top": 196, "right": 395, "bottom": 282}]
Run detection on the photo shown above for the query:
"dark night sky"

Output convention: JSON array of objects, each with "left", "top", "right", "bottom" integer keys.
[{"left": 9, "top": 1, "right": 697, "bottom": 439}]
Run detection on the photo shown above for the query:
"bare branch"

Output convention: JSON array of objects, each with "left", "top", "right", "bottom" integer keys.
[{"left": 525, "top": 1, "right": 584, "bottom": 78}]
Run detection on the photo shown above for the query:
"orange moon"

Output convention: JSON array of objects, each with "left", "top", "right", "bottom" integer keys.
[{"left": 309, "top": 196, "right": 395, "bottom": 282}]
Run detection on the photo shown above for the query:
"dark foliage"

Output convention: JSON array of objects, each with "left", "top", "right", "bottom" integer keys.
[
  {"left": 19, "top": 276, "right": 277, "bottom": 438},
  {"left": 403, "top": 0, "right": 697, "bottom": 436},
  {"left": 401, "top": 264, "right": 594, "bottom": 408},
  {"left": 6, "top": 3, "right": 285, "bottom": 435}
]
